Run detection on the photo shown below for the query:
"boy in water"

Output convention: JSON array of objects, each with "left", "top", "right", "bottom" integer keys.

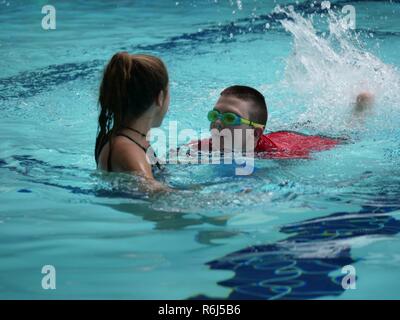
[{"left": 188, "top": 85, "right": 374, "bottom": 159}]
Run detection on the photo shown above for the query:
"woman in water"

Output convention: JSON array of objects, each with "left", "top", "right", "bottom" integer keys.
[{"left": 95, "top": 52, "right": 170, "bottom": 192}]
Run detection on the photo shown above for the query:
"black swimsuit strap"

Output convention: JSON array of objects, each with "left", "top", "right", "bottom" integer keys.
[
  {"left": 124, "top": 127, "right": 147, "bottom": 138},
  {"left": 107, "top": 131, "right": 163, "bottom": 172},
  {"left": 116, "top": 133, "right": 148, "bottom": 152},
  {"left": 119, "top": 128, "right": 163, "bottom": 170}
]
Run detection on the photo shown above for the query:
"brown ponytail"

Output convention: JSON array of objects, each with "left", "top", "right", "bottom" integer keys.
[{"left": 95, "top": 52, "right": 169, "bottom": 164}]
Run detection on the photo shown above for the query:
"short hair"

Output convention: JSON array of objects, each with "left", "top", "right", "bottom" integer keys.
[{"left": 220, "top": 85, "right": 268, "bottom": 126}]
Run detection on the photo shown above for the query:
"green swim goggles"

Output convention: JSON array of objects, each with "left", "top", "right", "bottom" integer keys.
[{"left": 207, "top": 109, "right": 264, "bottom": 129}]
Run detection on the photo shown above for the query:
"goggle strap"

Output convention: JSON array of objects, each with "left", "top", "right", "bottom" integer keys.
[
  {"left": 250, "top": 122, "right": 264, "bottom": 129},
  {"left": 241, "top": 118, "right": 264, "bottom": 129}
]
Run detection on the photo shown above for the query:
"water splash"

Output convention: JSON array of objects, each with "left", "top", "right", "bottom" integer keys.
[{"left": 276, "top": 6, "right": 400, "bottom": 135}]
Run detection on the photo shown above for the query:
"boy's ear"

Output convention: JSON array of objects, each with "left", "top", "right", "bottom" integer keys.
[{"left": 254, "top": 127, "right": 264, "bottom": 140}]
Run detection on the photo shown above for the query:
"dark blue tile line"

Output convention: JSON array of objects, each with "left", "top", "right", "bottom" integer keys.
[
  {"left": 1, "top": 0, "right": 399, "bottom": 101},
  {"left": 0, "top": 155, "right": 146, "bottom": 199},
  {"left": 190, "top": 198, "right": 400, "bottom": 300},
  {"left": 0, "top": 60, "right": 103, "bottom": 100},
  {"left": 10, "top": 154, "right": 79, "bottom": 170}
]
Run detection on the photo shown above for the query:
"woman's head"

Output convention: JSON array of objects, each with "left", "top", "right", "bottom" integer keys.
[{"left": 95, "top": 52, "right": 169, "bottom": 161}]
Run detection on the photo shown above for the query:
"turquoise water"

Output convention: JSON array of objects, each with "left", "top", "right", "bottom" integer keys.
[{"left": 1, "top": 0, "right": 400, "bottom": 299}]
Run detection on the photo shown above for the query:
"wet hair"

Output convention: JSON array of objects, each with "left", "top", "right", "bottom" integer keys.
[
  {"left": 95, "top": 52, "right": 169, "bottom": 163},
  {"left": 220, "top": 85, "right": 268, "bottom": 126}
]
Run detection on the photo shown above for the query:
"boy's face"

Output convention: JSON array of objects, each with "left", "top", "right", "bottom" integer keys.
[{"left": 210, "top": 95, "right": 262, "bottom": 153}]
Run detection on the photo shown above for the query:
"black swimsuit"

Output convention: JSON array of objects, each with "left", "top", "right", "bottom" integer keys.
[{"left": 100, "top": 127, "right": 163, "bottom": 173}]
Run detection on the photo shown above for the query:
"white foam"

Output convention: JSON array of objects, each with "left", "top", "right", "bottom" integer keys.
[{"left": 275, "top": 6, "right": 400, "bottom": 135}]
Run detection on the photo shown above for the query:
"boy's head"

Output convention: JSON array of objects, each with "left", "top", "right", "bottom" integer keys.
[{"left": 209, "top": 85, "right": 268, "bottom": 152}]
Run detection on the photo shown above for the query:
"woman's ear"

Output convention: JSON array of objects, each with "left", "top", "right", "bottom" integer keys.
[{"left": 156, "top": 90, "right": 164, "bottom": 108}]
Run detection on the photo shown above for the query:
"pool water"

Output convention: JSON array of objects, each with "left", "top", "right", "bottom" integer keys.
[{"left": 1, "top": 0, "right": 400, "bottom": 299}]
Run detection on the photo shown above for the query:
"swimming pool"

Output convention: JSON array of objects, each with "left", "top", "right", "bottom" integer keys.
[{"left": 1, "top": 0, "right": 400, "bottom": 299}]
